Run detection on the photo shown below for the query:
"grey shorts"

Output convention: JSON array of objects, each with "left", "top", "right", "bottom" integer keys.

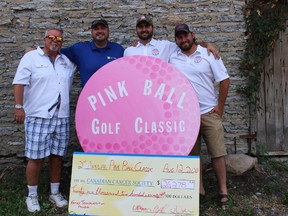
[{"left": 24, "top": 113, "right": 70, "bottom": 159}]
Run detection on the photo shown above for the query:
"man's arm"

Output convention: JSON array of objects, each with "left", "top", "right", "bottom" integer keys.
[
  {"left": 198, "top": 42, "right": 220, "bottom": 59},
  {"left": 210, "top": 78, "right": 230, "bottom": 117},
  {"left": 13, "top": 84, "right": 25, "bottom": 123}
]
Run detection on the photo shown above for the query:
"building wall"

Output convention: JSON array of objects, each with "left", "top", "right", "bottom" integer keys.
[{"left": 0, "top": 0, "right": 249, "bottom": 168}]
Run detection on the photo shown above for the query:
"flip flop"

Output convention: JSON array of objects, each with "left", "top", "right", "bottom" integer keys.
[{"left": 219, "top": 194, "right": 229, "bottom": 210}]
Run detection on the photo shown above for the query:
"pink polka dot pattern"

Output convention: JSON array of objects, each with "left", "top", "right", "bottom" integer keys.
[{"left": 75, "top": 56, "right": 200, "bottom": 155}]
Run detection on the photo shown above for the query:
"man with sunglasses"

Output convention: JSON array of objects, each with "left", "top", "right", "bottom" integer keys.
[
  {"left": 61, "top": 19, "right": 124, "bottom": 87},
  {"left": 13, "top": 28, "right": 76, "bottom": 213}
]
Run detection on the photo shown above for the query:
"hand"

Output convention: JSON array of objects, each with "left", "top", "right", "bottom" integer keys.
[
  {"left": 206, "top": 43, "right": 220, "bottom": 59},
  {"left": 130, "top": 40, "right": 138, "bottom": 47},
  {"left": 14, "top": 109, "right": 25, "bottom": 123},
  {"left": 209, "top": 105, "right": 224, "bottom": 117}
]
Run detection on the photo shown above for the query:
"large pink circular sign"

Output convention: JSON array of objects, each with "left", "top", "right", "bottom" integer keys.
[{"left": 75, "top": 56, "right": 200, "bottom": 155}]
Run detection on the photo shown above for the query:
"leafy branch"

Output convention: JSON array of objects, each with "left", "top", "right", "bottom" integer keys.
[{"left": 239, "top": 0, "right": 287, "bottom": 105}]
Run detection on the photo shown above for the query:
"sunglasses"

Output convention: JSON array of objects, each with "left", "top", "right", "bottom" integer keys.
[{"left": 45, "top": 35, "right": 63, "bottom": 42}]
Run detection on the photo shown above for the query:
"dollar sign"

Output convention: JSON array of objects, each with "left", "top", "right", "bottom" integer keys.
[{"left": 157, "top": 180, "right": 160, "bottom": 185}]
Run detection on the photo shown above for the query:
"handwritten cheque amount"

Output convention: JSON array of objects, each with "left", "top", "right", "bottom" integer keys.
[{"left": 160, "top": 179, "right": 195, "bottom": 189}]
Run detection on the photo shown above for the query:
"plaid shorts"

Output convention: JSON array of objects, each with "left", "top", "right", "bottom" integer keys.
[{"left": 24, "top": 113, "right": 70, "bottom": 159}]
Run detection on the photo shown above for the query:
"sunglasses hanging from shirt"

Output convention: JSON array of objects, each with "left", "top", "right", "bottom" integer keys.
[{"left": 48, "top": 94, "right": 61, "bottom": 112}]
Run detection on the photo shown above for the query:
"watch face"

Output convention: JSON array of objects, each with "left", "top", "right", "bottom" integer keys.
[{"left": 15, "top": 104, "right": 23, "bottom": 109}]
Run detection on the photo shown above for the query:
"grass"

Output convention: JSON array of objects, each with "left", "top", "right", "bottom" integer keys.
[
  {"left": 0, "top": 165, "right": 68, "bottom": 216},
  {"left": 0, "top": 157, "right": 288, "bottom": 216}
]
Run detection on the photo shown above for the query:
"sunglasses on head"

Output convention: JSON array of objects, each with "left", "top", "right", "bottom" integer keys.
[{"left": 45, "top": 35, "right": 63, "bottom": 42}]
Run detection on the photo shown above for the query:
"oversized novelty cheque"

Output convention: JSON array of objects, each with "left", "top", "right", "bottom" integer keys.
[{"left": 69, "top": 152, "right": 200, "bottom": 216}]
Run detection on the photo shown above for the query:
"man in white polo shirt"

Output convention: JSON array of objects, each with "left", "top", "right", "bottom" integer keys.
[
  {"left": 124, "top": 15, "right": 220, "bottom": 60},
  {"left": 13, "top": 28, "right": 76, "bottom": 213},
  {"left": 169, "top": 23, "right": 230, "bottom": 210}
]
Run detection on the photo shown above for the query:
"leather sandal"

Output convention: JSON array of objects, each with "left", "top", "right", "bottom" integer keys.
[{"left": 219, "top": 194, "right": 229, "bottom": 210}]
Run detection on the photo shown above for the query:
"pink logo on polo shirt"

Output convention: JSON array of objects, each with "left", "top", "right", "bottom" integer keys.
[
  {"left": 152, "top": 49, "right": 159, "bottom": 56},
  {"left": 59, "top": 57, "right": 68, "bottom": 66},
  {"left": 194, "top": 56, "right": 202, "bottom": 63}
]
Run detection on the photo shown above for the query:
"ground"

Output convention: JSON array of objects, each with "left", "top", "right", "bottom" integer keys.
[
  {"left": 200, "top": 157, "right": 288, "bottom": 215},
  {"left": 0, "top": 156, "right": 288, "bottom": 216}
]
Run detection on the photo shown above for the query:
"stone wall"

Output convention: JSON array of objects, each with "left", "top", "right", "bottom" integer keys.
[{"left": 0, "top": 0, "right": 249, "bottom": 168}]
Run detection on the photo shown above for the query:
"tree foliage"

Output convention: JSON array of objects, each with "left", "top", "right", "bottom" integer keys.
[{"left": 239, "top": 0, "right": 287, "bottom": 104}]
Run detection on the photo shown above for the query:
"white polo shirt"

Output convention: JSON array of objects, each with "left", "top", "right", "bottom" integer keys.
[
  {"left": 124, "top": 38, "right": 177, "bottom": 62},
  {"left": 13, "top": 46, "right": 76, "bottom": 118},
  {"left": 169, "top": 45, "right": 229, "bottom": 115}
]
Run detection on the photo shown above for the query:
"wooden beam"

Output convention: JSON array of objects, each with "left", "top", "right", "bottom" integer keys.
[{"left": 265, "top": 151, "right": 288, "bottom": 156}]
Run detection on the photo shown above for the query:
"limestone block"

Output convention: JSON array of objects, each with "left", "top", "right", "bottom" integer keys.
[{"left": 226, "top": 154, "right": 258, "bottom": 175}]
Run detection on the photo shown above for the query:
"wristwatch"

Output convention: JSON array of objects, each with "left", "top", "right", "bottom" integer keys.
[{"left": 15, "top": 104, "right": 24, "bottom": 109}]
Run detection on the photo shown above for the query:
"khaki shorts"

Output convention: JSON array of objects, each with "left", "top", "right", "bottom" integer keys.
[{"left": 190, "top": 112, "right": 227, "bottom": 158}]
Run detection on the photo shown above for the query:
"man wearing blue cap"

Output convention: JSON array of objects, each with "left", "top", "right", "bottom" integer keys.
[{"left": 61, "top": 19, "right": 124, "bottom": 87}]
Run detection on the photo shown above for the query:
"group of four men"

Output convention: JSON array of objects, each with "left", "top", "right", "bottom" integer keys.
[{"left": 13, "top": 15, "right": 230, "bottom": 213}]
